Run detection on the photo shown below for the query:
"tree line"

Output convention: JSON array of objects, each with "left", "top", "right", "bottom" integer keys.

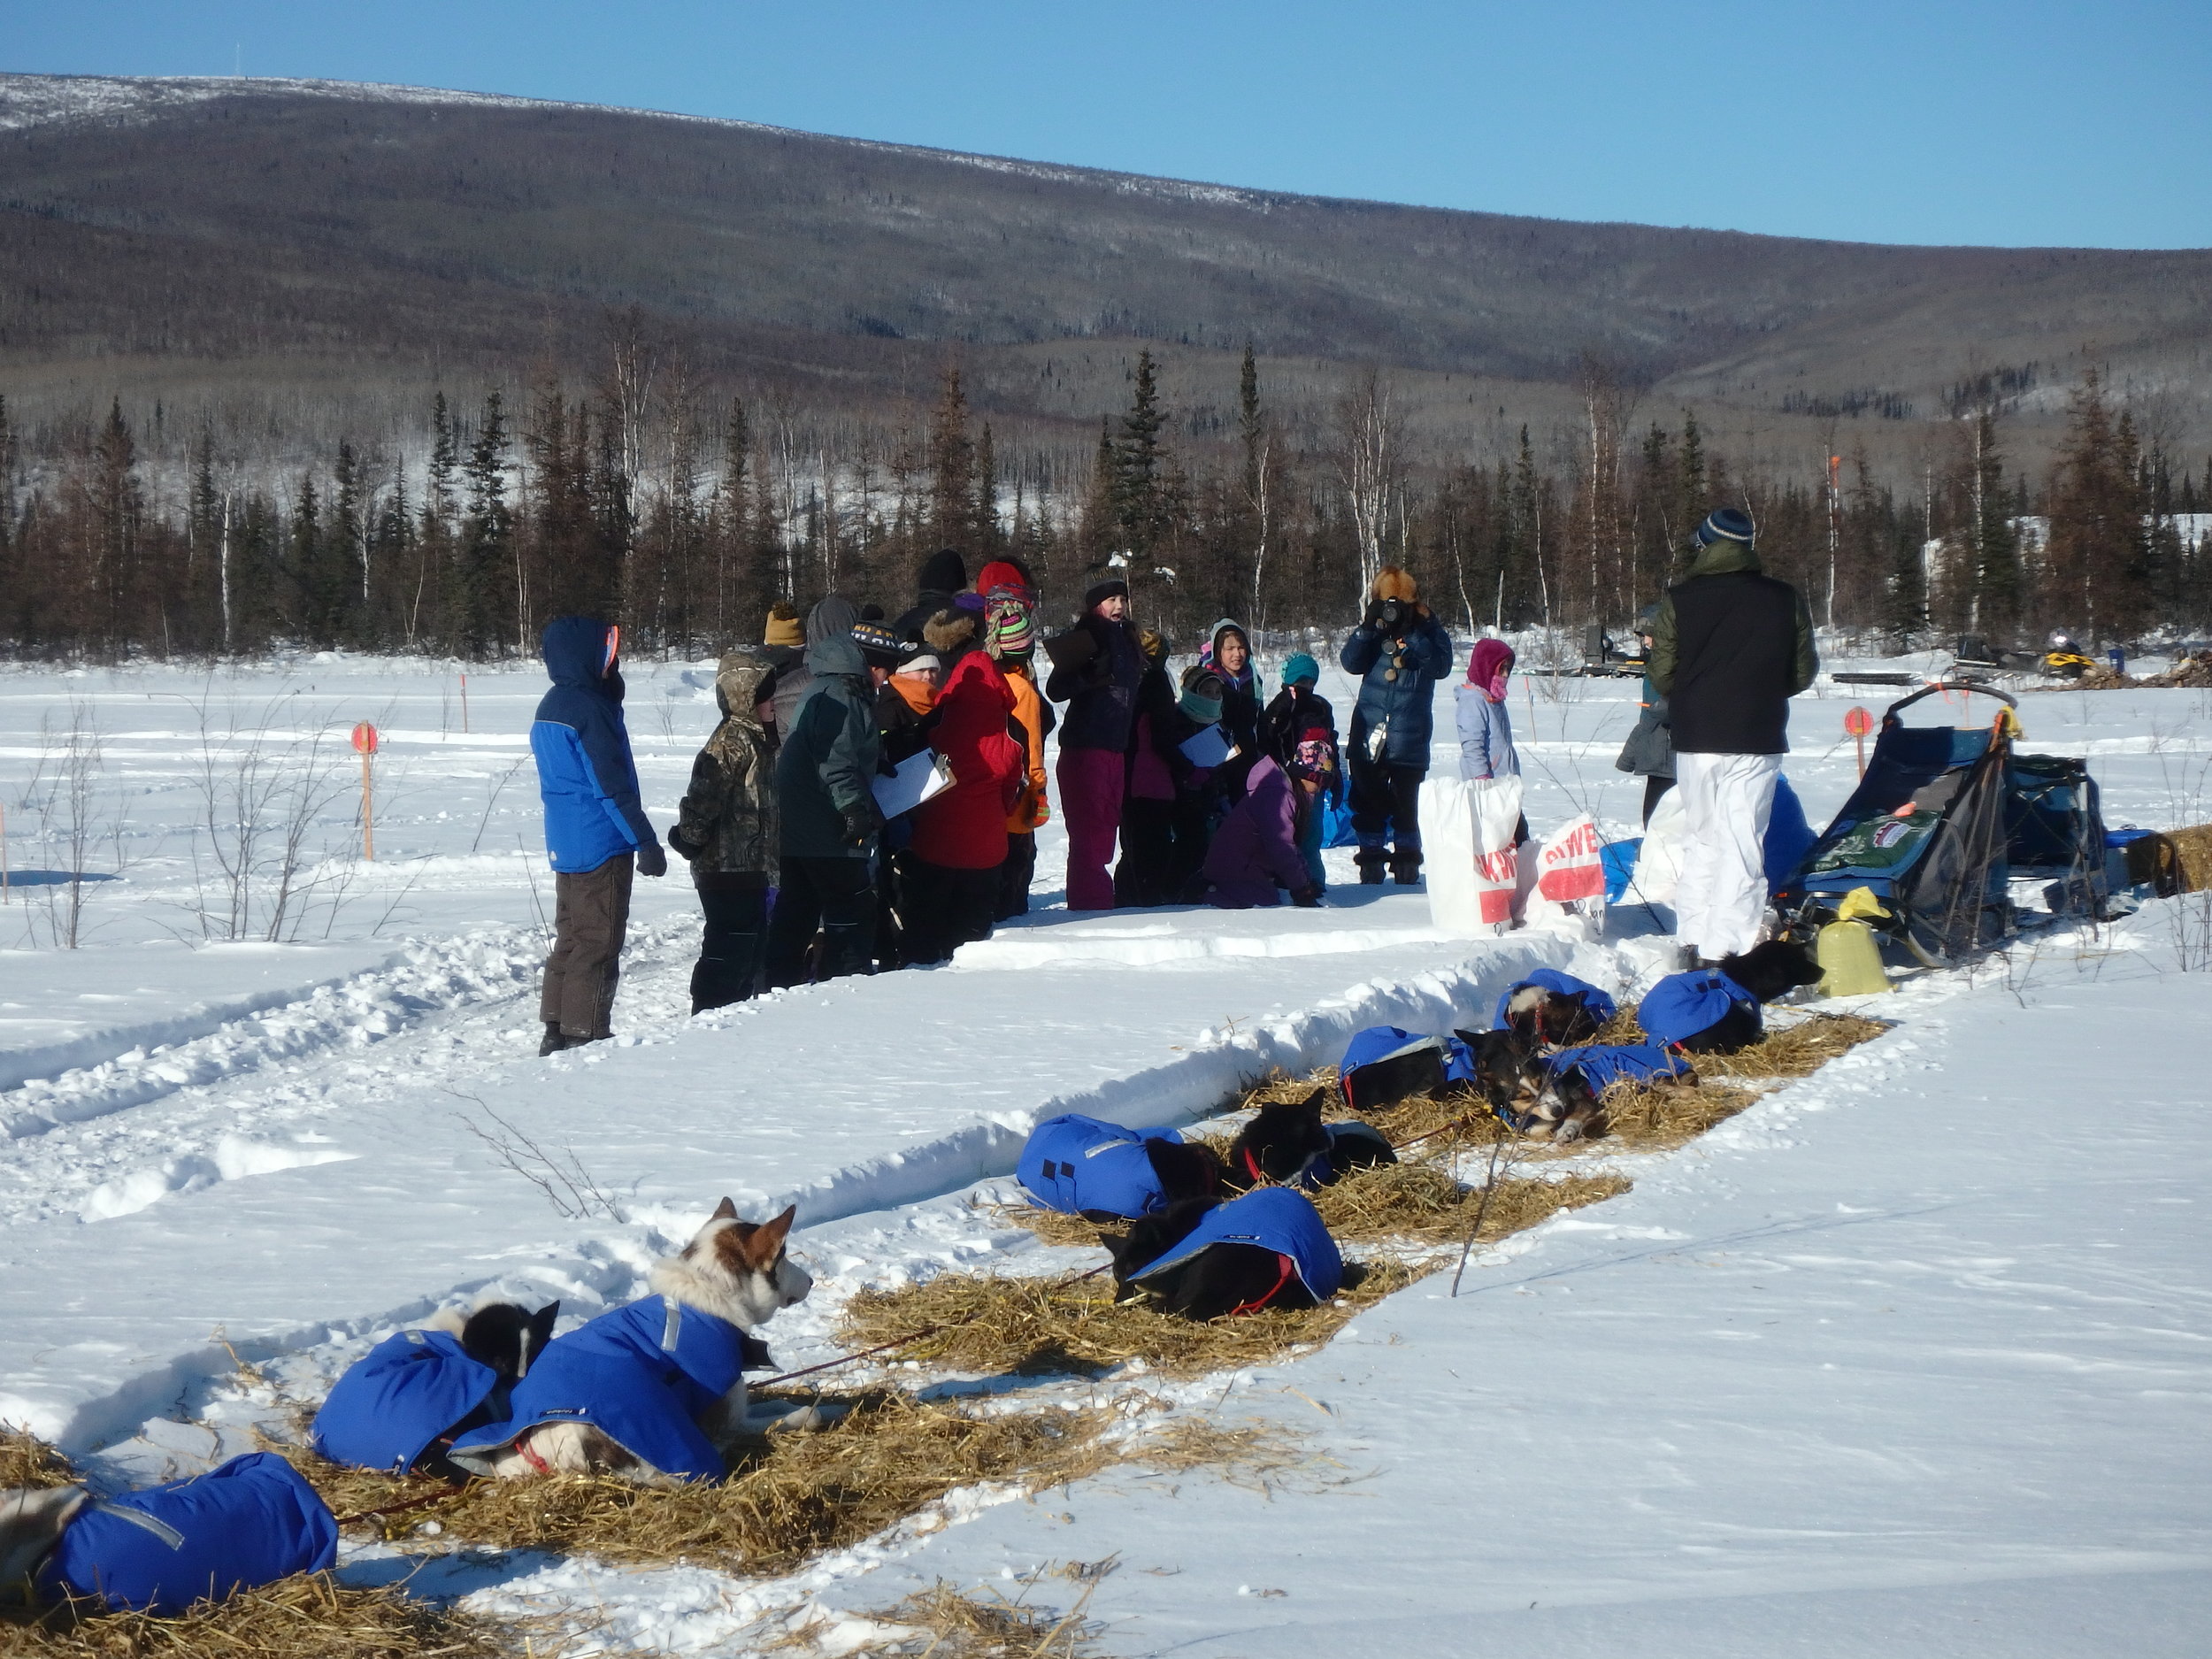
[{"left": 3, "top": 330, "right": 2208, "bottom": 662}]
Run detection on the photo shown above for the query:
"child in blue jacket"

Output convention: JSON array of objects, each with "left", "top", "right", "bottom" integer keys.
[{"left": 531, "top": 617, "right": 666, "bottom": 1054}]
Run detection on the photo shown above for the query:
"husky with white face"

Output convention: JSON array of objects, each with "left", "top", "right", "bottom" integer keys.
[{"left": 465, "top": 1200, "right": 838, "bottom": 1485}]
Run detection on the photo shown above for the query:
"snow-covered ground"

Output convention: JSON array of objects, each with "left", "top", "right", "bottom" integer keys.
[{"left": 2, "top": 648, "right": 2208, "bottom": 1655}]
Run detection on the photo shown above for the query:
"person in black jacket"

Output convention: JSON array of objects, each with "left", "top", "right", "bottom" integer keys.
[
  {"left": 1044, "top": 580, "right": 1145, "bottom": 910},
  {"left": 1647, "top": 509, "right": 1818, "bottom": 965}
]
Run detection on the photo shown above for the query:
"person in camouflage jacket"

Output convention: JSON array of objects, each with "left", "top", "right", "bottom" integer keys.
[{"left": 668, "top": 651, "right": 780, "bottom": 1011}]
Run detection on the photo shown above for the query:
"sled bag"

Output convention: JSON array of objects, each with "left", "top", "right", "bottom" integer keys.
[
  {"left": 40, "top": 1453, "right": 337, "bottom": 1616},
  {"left": 1129, "top": 1187, "right": 1343, "bottom": 1301},
  {"left": 1018, "top": 1113, "right": 1187, "bottom": 1217}
]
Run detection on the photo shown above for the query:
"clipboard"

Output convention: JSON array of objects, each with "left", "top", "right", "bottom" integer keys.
[
  {"left": 1179, "top": 724, "right": 1240, "bottom": 768},
  {"left": 872, "top": 749, "right": 956, "bottom": 818}
]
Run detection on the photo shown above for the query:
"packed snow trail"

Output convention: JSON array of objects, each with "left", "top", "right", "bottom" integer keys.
[{"left": 0, "top": 888, "right": 1586, "bottom": 1447}]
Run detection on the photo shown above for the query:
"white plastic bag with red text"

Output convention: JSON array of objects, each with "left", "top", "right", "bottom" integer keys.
[
  {"left": 1420, "top": 776, "right": 1525, "bottom": 935},
  {"left": 1520, "top": 811, "right": 1608, "bottom": 938}
]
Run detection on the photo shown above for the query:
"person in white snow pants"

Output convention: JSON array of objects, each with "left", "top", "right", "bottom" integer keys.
[{"left": 1647, "top": 509, "right": 1817, "bottom": 964}]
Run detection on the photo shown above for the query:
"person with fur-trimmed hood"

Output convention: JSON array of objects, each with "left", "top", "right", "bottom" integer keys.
[
  {"left": 1044, "top": 579, "right": 1145, "bottom": 910},
  {"left": 667, "top": 652, "right": 780, "bottom": 1014},
  {"left": 531, "top": 617, "right": 666, "bottom": 1055},
  {"left": 764, "top": 608, "right": 891, "bottom": 987},
  {"left": 894, "top": 548, "right": 970, "bottom": 646},
  {"left": 905, "top": 652, "right": 1025, "bottom": 963},
  {"left": 1340, "top": 567, "right": 1455, "bottom": 884}
]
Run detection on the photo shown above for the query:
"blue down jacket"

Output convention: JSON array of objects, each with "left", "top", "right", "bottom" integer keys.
[
  {"left": 1638, "top": 969, "right": 1759, "bottom": 1048},
  {"left": 531, "top": 616, "right": 654, "bottom": 873},
  {"left": 1340, "top": 611, "right": 1454, "bottom": 769},
  {"left": 454, "top": 1296, "right": 745, "bottom": 1484},
  {"left": 311, "top": 1327, "right": 501, "bottom": 1475},
  {"left": 38, "top": 1453, "right": 336, "bottom": 1616},
  {"left": 1493, "top": 969, "right": 1619, "bottom": 1033},
  {"left": 1541, "top": 1043, "right": 1692, "bottom": 1092},
  {"left": 1018, "top": 1114, "right": 1187, "bottom": 1217},
  {"left": 1130, "top": 1187, "right": 1343, "bottom": 1302}
]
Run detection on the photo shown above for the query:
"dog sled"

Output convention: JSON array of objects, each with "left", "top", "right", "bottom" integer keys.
[
  {"left": 1779, "top": 681, "right": 2113, "bottom": 966},
  {"left": 1778, "top": 682, "right": 2021, "bottom": 967}
]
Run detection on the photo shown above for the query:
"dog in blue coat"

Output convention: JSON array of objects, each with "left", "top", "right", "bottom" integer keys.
[
  {"left": 453, "top": 1200, "right": 833, "bottom": 1485},
  {"left": 1, "top": 1453, "right": 336, "bottom": 1616},
  {"left": 311, "top": 1299, "right": 560, "bottom": 1480}
]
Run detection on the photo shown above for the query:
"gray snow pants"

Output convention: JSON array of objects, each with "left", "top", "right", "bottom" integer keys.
[{"left": 541, "top": 851, "right": 634, "bottom": 1039}]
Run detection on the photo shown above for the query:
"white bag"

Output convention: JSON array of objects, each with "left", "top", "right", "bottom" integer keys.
[
  {"left": 1420, "top": 776, "right": 1524, "bottom": 935},
  {"left": 1520, "top": 812, "right": 1608, "bottom": 937}
]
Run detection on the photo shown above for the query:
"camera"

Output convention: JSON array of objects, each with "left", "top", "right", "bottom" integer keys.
[{"left": 1373, "top": 597, "right": 1404, "bottom": 632}]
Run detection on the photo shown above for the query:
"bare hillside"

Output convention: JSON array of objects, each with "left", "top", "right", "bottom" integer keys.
[{"left": 3, "top": 73, "right": 2207, "bottom": 446}]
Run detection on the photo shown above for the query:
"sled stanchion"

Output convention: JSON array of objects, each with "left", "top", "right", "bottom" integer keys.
[
  {"left": 460, "top": 673, "right": 470, "bottom": 735},
  {"left": 352, "top": 722, "right": 379, "bottom": 861},
  {"left": 1, "top": 801, "right": 8, "bottom": 902}
]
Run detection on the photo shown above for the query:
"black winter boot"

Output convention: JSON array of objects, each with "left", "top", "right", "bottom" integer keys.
[
  {"left": 1390, "top": 849, "right": 1423, "bottom": 886},
  {"left": 538, "top": 1022, "right": 571, "bottom": 1057},
  {"left": 1356, "top": 850, "right": 1389, "bottom": 886}
]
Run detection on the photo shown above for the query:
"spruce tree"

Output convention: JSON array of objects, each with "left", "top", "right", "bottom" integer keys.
[
  {"left": 289, "top": 474, "right": 324, "bottom": 646},
  {"left": 928, "top": 365, "right": 976, "bottom": 556},
  {"left": 974, "top": 421, "right": 999, "bottom": 559},
  {"left": 456, "top": 390, "right": 511, "bottom": 657},
  {"left": 1111, "top": 349, "right": 1171, "bottom": 571}
]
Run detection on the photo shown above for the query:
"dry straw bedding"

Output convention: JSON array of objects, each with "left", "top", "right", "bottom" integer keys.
[{"left": 0, "top": 1005, "right": 1885, "bottom": 1647}]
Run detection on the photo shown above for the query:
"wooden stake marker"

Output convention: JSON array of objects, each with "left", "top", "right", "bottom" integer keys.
[{"left": 351, "top": 722, "right": 379, "bottom": 860}]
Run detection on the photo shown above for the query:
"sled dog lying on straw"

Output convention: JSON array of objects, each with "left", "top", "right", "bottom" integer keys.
[{"left": 450, "top": 1201, "right": 837, "bottom": 1486}]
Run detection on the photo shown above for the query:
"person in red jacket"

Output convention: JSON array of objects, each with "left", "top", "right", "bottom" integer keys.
[{"left": 904, "top": 652, "right": 1024, "bottom": 963}]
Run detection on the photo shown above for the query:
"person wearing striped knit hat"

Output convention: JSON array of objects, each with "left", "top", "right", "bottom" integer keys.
[{"left": 979, "top": 561, "right": 1053, "bottom": 918}]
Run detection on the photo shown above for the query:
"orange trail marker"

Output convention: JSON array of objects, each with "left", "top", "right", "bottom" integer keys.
[
  {"left": 351, "top": 722, "right": 380, "bottom": 860},
  {"left": 1842, "top": 705, "right": 1873, "bottom": 778}
]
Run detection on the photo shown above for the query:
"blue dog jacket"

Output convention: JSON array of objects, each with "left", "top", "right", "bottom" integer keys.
[
  {"left": 1493, "top": 968, "right": 1619, "bottom": 1033},
  {"left": 1018, "top": 1113, "right": 1187, "bottom": 1217},
  {"left": 1339, "top": 1026, "right": 1448, "bottom": 1110},
  {"left": 1541, "top": 1043, "right": 1690, "bottom": 1092},
  {"left": 311, "top": 1327, "right": 501, "bottom": 1475},
  {"left": 453, "top": 1295, "right": 745, "bottom": 1484},
  {"left": 1638, "top": 969, "right": 1758, "bottom": 1048},
  {"left": 39, "top": 1453, "right": 336, "bottom": 1616},
  {"left": 1130, "top": 1188, "right": 1343, "bottom": 1302}
]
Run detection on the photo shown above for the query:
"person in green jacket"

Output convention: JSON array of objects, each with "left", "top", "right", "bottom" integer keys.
[{"left": 1647, "top": 510, "right": 1818, "bottom": 966}]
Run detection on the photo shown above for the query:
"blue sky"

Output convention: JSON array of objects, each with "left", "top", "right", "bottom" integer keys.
[{"left": 7, "top": 0, "right": 2206, "bottom": 249}]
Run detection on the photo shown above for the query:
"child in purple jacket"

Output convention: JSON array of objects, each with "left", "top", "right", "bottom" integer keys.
[{"left": 1202, "top": 756, "right": 1320, "bottom": 909}]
